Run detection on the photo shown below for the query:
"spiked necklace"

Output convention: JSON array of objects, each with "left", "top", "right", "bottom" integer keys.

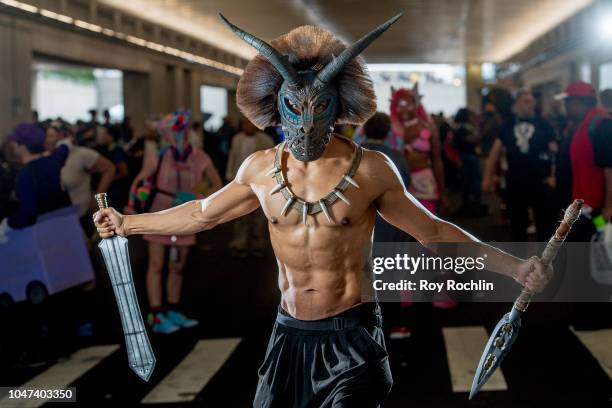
[{"left": 266, "top": 139, "right": 363, "bottom": 225}]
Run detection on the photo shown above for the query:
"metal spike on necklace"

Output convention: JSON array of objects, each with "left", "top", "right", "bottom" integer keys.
[{"left": 265, "top": 138, "right": 363, "bottom": 225}]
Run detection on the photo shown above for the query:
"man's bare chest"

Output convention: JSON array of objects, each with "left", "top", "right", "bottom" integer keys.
[{"left": 252, "top": 166, "right": 379, "bottom": 228}]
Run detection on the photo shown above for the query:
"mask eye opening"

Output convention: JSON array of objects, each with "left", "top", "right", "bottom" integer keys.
[
  {"left": 313, "top": 98, "right": 330, "bottom": 115},
  {"left": 284, "top": 97, "right": 300, "bottom": 115}
]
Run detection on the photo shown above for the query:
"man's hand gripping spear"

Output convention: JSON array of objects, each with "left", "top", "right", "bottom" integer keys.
[{"left": 469, "top": 199, "right": 583, "bottom": 399}]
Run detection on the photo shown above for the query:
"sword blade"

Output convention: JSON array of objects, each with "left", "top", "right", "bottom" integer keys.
[{"left": 98, "top": 236, "right": 156, "bottom": 381}]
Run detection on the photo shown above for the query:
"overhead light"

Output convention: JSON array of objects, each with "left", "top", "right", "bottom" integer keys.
[
  {"left": 599, "top": 13, "right": 612, "bottom": 38},
  {"left": 1, "top": 0, "right": 243, "bottom": 76},
  {"left": 40, "top": 9, "right": 73, "bottom": 24},
  {"left": 0, "top": 0, "right": 37, "bottom": 13},
  {"left": 74, "top": 19, "right": 103, "bottom": 33}
]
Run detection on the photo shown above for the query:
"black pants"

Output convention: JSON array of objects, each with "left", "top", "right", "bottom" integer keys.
[
  {"left": 506, "top": 184, "right": 557, "bottom": 242},
  {"left": 254, "top": 303, "right": 393, "bottom": 408}
]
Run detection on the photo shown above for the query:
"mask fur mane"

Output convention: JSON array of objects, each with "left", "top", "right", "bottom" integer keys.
[{"left": 236, "top": 25, "right": 376, "bottom": 129}]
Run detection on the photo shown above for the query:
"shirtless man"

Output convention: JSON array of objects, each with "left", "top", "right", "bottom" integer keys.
[{"left": 94, "top": 14, "right": 552, "bottom": 408}]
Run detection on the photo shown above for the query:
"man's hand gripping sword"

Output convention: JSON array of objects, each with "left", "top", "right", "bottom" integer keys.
[{"left": 95, "top": 193, "right": 156, "bottom": 381}]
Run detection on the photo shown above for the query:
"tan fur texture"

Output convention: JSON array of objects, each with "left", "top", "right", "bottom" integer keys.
[{"left": 236, "top": 25, "right": 377, "bottom": 129}]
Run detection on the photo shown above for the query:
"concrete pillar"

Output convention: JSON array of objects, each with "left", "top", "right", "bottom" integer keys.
[
  {"left": 183, "top": 68, "right": 192, "bottom": 109},
  {"left": 173, "top": 65, "right": 184, "bottom": 109},
  {"left": 122, "top": 71, "right": 149, "bottom": 136},
  {"left": 591, "top": 58, "right": 600, "bottom": 91},
  {"left": 465, "top": 63, "right": 483, "bottom": 112},
  {"left": 227, "top": 90, "right": 241, "bottom": 125},
  {"left": 0, "top": 15, "right": 32, "bottom": 141},
  {"left": 189, "top": 70, "right": 202, "bottom": 122},
  {"left": 149, "top": 62, "right": 171, "bottom": 115}
]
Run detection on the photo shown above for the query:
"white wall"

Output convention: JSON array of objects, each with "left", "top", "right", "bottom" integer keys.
[
  {"left": 599, "top": 62, "right": 612, "bottom": 90},
  {"left": 200, "top": 85, "right": 228, "bottom": 131},
  {"left": 368, "top": 64, "right": 466, "bottom": 117},
  {"left": 31, "top": 64, "right": 124, "bottom": 123}
]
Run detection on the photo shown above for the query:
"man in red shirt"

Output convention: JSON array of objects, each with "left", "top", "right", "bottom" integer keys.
[
  {"left": 558, "top": 81, "right": 612, "bottom": 330},
  {"left": 558, "top": 81, "right": 612, "bottom": 240}
]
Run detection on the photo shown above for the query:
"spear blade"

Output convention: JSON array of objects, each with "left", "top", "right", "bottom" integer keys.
[{"left": 469, "top": 308, "right": 521, "bottom": 399}]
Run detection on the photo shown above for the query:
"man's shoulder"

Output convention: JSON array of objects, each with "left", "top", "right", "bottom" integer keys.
[
  {"left": 237, "top": 145, "right": 278, "bottom": 178},
  {"left": 360, "top": 147, "right": 397, "bottom": 177},
  {"left": 250, "top": 144, "right": 277, "bottom": 160},
  {"left": 361, "top": 145, "right": 391, "bottom": 161}
]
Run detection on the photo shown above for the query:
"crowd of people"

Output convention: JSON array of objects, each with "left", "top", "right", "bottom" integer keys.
[
  {"left": 0, "top": 78, "right": 611, "bottom": 345},
  {"left": 349, "top": 80, "right": 612, "bottom": 247},
  {"left": 0, "top": 108, "right": 278, "bottom": 338}
]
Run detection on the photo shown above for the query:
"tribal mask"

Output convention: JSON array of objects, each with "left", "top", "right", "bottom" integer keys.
[{"left": 220, "top": 13, "right": 402, "bottom": 162}]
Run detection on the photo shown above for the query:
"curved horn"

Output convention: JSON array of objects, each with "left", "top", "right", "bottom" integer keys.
[
  {"left": 315, "top": 13, "right": 402, "bottom": 87},
  {"left": 219, "top": 13, "right": 300, "bottom": 85}
]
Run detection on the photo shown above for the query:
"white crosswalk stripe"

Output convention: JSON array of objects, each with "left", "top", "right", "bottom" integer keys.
[
  {"left": 0, "top": 345, "right": 119, "bottom": 408},
  {"left": 571, "top": 327, "right": 612, "bottom": 379},
  {"left": 141, "top": 338, "right": 242, "bottom": 404},
  {"left": 442, "top": 326, "right": 508, "bottom": 393}
]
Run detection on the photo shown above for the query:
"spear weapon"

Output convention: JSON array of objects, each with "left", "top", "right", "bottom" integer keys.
[
  {"left": 469, "top": 199, "right": 583, "bottom": 399},
  {"left": 95, "top": 193, "right": 156, "bottom": 381}
]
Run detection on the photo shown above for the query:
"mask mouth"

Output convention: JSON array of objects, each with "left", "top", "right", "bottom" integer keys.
[{"left": 286, "top": 131, "right": 330, "bottom": 162}]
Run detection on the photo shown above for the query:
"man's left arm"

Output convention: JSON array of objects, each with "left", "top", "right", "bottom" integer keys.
[{"left": 371, "top": 151, "right": 552, "bottom": 292}]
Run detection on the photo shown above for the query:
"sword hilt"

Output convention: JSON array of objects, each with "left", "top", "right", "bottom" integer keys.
[
  {"left": 95, "top": 193, "right": 109, "bottom": 210},
  {"left": 513, "top": 199, "right": 583, "bottom": 312}
]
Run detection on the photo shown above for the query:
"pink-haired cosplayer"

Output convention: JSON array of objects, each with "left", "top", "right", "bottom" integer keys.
[
  {"left": 389, "top": 84, "right": 447, "bottom": 213},
  {"left": 129, "top": 110, "right": 223, "bottom": 334}
]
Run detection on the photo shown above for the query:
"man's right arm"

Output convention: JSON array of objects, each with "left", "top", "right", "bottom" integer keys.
[{"left": 94, "top": 151, "right": 262, "bottom": 238}]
